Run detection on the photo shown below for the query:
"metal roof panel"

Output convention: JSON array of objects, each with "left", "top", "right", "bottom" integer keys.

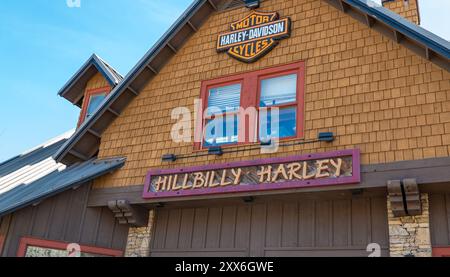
[
  {"left": 0, "top": 157, "right": 126, "bottom": 217},
  {"left": 0, "top": 131, "right": 74, "bottom": 195}
]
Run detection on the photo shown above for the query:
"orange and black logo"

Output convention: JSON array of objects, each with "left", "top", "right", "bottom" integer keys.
[{"left": 217, "top": 11, "right": 291, "bottom": 63}]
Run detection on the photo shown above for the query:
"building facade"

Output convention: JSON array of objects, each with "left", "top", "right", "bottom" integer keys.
[{"left": 1, "top": 0, "right": 450, "bottom": 257}]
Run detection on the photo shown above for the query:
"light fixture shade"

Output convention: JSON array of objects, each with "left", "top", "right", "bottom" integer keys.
[
  {"left": 318, "top": 132, "right": 335, "bottom": 142},
  {"left": 244, "top": 0, "right": 260, "bottom": 9},
  {"left": 208, "top": 146, "right": 223, "bottom": 156},
  {"left": 161, "top": 154, "right": 177, "bottom": 162},
  {"left": 260, "top": 139, "right": 272, "bottom": 146}
]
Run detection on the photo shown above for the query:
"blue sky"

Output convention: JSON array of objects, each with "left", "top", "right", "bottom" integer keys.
[{"left": 0, "top": 0, "right": 449, "bottom": 162}]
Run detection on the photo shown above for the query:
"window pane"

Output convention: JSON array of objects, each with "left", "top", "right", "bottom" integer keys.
[
  {"left": 25, "top": 246, "right": 68, "bottom": 257},
  {"left": 259, "top": 107, "right": 296, "bottom": 140},
  {"left": 204, "top": 115, "right": 238, "bottom": 147},
  {"left": 260, "top": 74, "right": 297, "bottom": 107},
  {"left": 207, "top": 84, "right": 241, "bottom": 116},
  {"left": 25, "top": 246, "right": 109, "bottom": 257},
  {"left": 86, "top": 94, "right": 106, "bottom": 119}
]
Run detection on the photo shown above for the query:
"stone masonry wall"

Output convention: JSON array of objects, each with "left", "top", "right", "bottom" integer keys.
[
  {"left": 124, "top": 211, "right": 154, "bottom": 257},
  {"left": 387, "top": 193, "right": 432, "bottom": 257}
]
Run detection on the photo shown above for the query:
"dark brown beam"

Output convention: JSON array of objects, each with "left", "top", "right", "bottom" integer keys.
[
  {"left": 73, "top": 93, "right": 85, "bottom": 108},
  {"left": 127, "top": 86, "right": 139, "bottom": 96},
  {"left": 166, "top": 42, "right": 178, "bottom": 54},
  {"left": 146, "top": 64, "right": 158, "bottom": 74},
  {"left": 207, "top": 0, "right": 218, "bottom": 11},
  {"left": 107, "top": 107, "right": 120, "bottom": 117},
  {"left": 69, "top": 149, "right": 89, "bottom": 161},
  {"left": 393, "top": 30, "right": 403, "bottom": 43},
  {"left": 425, "top": 47, "right": 432, "bottom": 60},
  {"left": 187, "top": 20, "right": 198, "bottom": 32},
  {"left": 338, "top": 0, "right": 349, "bottom": 12},
  {"left": 86, "top": 128, "right": 101, "bottom": 138},
  {"left": 364, "top": 14, "right": 375, "bottom": 27}
]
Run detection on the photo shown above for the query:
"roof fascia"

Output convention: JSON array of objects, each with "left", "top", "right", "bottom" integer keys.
[{"left": 54, "top": 0, "right": 215, "bottom": 164}]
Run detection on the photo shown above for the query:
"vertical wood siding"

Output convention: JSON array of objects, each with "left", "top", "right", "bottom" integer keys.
[
  {"left": 150, "top": 194, "right": 389, "bottom": 257},
  {"left": 1, "top": 183, "right": 129, "bottom": 257},
  {"left": 0, "top": 215, "right": 11, "bottom": 255},
  {"left": 429, "top": 193, "right": 450, "bottom": 247}
]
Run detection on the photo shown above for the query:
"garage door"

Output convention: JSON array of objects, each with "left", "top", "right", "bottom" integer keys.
[
  {"left": 429, "top": 193, "right": 450, "bottom": 256},
  {"left": 150, "top": 193, "right": 389, "bottom": 257}
]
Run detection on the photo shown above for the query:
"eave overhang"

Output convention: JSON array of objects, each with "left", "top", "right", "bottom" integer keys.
[
  {"left": 0, "top": 157, "right": 126, "bottom": 218},
  {"left": 54, "top": 0, "right": 220, "bottom": 165},
  {"left": 325, "top": 0, "right": 450, "bottom": 71},
  {"left": 58, "top": 54, "right": 123, "bottom": 107}
]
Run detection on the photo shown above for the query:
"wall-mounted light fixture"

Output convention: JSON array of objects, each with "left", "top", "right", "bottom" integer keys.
[
  {"left": 161, "top": 154, "right": 177, "bottom": 162},
  {"left": 208, "top": 146, "right": 223, "bottom": 156},
  {"left": 244, "top": 0, "right": 260, "bottom": 9},
  {"left": 243, "top": 196, "right": 255, "bottom": 203},
  {"left": 318, "top": 132, "right": 335, "bottom": 142},
  {"left": 260, "top": 139, "right": 272, "bottom": 146}
]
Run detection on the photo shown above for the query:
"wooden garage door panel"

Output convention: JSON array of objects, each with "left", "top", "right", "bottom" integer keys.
[
  {"left": 151, "top": 206, "right": 251, "bottom": 254},
  {"left": 150, "top": 249, "right": 248, "bottom": 257},
  {"left": 264, "top": 248, "right": 390, "bottom": 257},
  {"left": 429, "top": 193, "right": 450, "bottom": 246},
  {"left": 262, "top": 196, "right": 388, "bottom": 253},
  {"left": 150, "top": 195, "right": 389, "bottom": 257}
]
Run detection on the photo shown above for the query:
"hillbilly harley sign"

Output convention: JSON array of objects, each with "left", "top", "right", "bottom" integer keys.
[
  {"left": 216, "top": 11, "right": 291, "bottom": 63},
  {"left": 142, "top": 149, "right": 360, "bottom": 199}
]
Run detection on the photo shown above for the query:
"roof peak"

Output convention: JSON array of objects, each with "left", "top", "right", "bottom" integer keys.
[{"left": 57, "top": 53, "right": 124, "bottom": 107}]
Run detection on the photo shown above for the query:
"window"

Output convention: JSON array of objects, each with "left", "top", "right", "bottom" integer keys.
[
  {"left": 17, "top": 237, "right": 123, "bottom": 257},
  {"left": 204, "top": 83, "right": 241, "bottom": 147},
  {"left": 259, "top": 73, "right": 299, "bottom": 141},
  {"left": 85, "top": 93, "right": 106, "bottom": 119},
  {"left": 198, "top": 61, "right": 305, "bottom": 149},
  {"left": 77, "top": 86, "right": 110, "bottom": 127}
]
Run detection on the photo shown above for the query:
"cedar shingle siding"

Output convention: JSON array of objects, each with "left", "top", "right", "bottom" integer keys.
[{"left": 93, "top": 0, "right": 450, "bottom": 189}]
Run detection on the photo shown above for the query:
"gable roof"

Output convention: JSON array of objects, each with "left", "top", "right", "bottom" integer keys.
[
  {"left": 58, "top": 54, "right": 123, "bottom": 107},
  {"left": 54, "top": 0, "right": 450, "bottom": 165}
]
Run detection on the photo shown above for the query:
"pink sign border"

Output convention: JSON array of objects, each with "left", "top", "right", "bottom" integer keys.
[{"left": 142, "top": 149, "right": 361, "bottom": 199}]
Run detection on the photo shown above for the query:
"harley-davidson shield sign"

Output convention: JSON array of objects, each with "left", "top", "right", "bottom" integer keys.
[{"left": 217, "top": 11, "right": 291, "bottom": 63}]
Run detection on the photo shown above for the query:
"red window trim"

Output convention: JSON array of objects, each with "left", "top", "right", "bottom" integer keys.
[
  {"left": 196, "top": 61, "right": 305, "bottom": 150},
  {"left": 433, "top": 247, "right": 450, "bottom": 257},
  {"left": 77, "top": 86, "right": 111, "bottom": 127},
  {"left": 17, "top": 237, "right": 123, "bottom": 257}
]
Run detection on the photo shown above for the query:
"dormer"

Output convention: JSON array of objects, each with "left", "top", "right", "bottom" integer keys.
[{"left": 57, "top": 54, "right": 123, "bottom": 127}]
